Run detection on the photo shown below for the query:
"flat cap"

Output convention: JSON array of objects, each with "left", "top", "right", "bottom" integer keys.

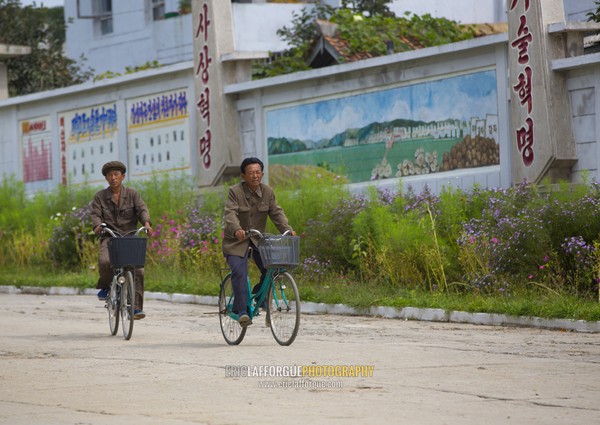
[{"left": 101, "top": 161, "right": 126, "bottom": 176}]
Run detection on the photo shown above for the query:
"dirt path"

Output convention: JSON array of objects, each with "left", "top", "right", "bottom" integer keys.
[{"left": 1, "top": 293, "right": 599, "bottom": 425}]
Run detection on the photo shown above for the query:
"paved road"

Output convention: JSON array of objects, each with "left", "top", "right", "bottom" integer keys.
[{"left": 0, "top": 293, "right": 599, "bottom": 425}]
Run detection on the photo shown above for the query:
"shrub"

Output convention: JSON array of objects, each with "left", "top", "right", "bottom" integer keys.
[{"left": 47, "top": 204, "right": 95, "bottom": 270}]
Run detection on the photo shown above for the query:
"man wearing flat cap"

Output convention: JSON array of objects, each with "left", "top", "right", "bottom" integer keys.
[{"left": 90, "top": 161, "right": 153, "bottom": 320}]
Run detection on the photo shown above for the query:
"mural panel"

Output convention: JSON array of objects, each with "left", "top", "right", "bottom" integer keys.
[
  {"left": 126, "top": 89, "right": 191, "bottom": 179},
  {"left": 266, "top": 70, "right": 499, "bottom": 183},
  {"left": 58, "top": 103, "right": 118, "bottom": 185},
  {"left": 20, "top": 116, "right": 52, "bottom": 183}
]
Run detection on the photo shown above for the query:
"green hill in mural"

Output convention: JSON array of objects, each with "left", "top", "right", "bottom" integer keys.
[
  {"left": 268, "top": 137, "right": 311, "bottom": 154},
  {"left": 268, "top": 118, "right": 431, "bottom": 154}
]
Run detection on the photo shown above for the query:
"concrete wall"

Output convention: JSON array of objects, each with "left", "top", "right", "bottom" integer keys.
[
  {"left": 5, "top": 7, "right": 600, "bottom": 195},
  {"left": 0, "top": 62, "right": 196, "bottom": 193},
  {"left": 225, "top": 34, "right": 512, "bottom": 194},
  {"left": 563, "top": 67, "right": 600, "bottom": 182}
]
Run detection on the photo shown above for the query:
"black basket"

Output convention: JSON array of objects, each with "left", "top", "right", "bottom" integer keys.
[
  {"left": 108, "top": 237, "right": 148, "bottom": 267},
  {"left": 258, "top": 235, "right": 300, "bottom": 269}
]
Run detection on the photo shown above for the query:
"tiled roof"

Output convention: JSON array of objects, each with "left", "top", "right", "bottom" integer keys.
[{"left": 309, "top": 20, "right": 507, "bottom": 67}]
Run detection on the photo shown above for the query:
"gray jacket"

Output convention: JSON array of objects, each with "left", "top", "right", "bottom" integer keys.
[
  {"left": 222, "top": 182, "right": 293, "bottom": 257},
  {"left": 91, "top": 186, "right": 151, "bottom": 234}
]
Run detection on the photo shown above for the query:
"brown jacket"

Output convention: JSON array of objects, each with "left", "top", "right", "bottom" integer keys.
[
  {"left": 222, "top": 182, "right": 293, "bottom": 257},
  {"left": 91, "top": 186, "right": 151, "bottom": 234}
]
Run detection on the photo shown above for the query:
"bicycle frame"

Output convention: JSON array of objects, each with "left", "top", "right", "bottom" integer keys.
[
  {"left": 219, "top": 266, "right": 286, "bottom": 322},
  {"left": 219, "top": 228, "right": 300, "bottom": 346},
  {"left": 101, "top": 223, "right": 147, "bottom": 340}
]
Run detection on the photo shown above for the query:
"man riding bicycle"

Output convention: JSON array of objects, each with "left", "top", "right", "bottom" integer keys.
[
  {"left": 222, "top": 157, "right": 296, "bottom": 327},
  {"left": 91, "top": 161, "right": 153, "bottom": 320}
]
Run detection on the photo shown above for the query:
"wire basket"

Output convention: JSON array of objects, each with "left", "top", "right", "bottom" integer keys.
[
  {"left": 258, "top": 235, "right": 300, "bottom": 269},
  {"left": 108, "top": 237, "right": 148, "bottom": 267}
]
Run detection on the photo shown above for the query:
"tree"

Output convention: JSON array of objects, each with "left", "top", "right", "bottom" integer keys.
[
  {"left": 253, "top": 1, "right": 336, "bottom": 79},
  {"left": 0, "top": 0, "right": 93, "bottom": 97},
  {"left": 340, "top": 0, "right": 394, "bottom": 17},
  {"left": 253, "top": 1, "right": 476, "bottom": 80},
  {"left": 587, "top": 1, "right": 600, "bottom": 23}
]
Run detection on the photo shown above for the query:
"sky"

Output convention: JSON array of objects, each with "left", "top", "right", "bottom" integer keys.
[{"left": 20, "top": 0, "right": 64, "bottom": 7}]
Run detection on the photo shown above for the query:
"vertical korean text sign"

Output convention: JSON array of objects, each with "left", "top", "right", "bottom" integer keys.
[{"left": 507, "top": 0, "right": 576, "bottom": 183}]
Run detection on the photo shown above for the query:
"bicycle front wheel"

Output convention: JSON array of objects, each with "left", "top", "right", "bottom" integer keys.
[
  {"left": 267, "top": 271, "right": 300, "bottom": 346},
  {"left": 218, "top": 273, "right": 246, "bottom": 345},
  {"left": 107, "top": 279, "right": 120, "bottom": 336},
  {"left": 120, "top": 271, "right": 135, "bottom": 340}
]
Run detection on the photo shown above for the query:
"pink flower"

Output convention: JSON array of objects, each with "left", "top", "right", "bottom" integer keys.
[{"left": 491, "top": 237, "right": 498, "bottom": 244}]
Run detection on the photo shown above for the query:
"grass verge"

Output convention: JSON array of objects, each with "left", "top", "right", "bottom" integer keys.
[{"left": 2, "top": 265, "right": 599, "bottom": 322}]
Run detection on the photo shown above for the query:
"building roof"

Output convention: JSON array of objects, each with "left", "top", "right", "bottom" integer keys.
[{"left": 308, "top": 20, "right": 507, "bottom": 68}]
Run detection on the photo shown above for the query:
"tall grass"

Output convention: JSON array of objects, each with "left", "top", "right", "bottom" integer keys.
[{"left": 2, "top": 167, "right": 600, "bottom": 321}]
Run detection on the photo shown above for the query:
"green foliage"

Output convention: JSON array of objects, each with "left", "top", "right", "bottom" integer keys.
[
  {"left": 340, "top": 0, "right": 394, "bottom": 17},
  {"left": 0, "top": 174, "right": 98, "bottom": 234},
  {"left": 5, "top": 169, "right": 600, "bottom": 318},
  {"left": 178, "top": 0, "right": 191, "bottom": 15},
  {"left": 400, "top": 12, "right": 476, "bottom": 46},
  {"left": 47, "top": 204, "right": 94, "bottom": 270},
  {"left": 273, "top": 168, "right": 349, "bottom": 234},
  {"left": 587, "top": 1, "right": 600, "bottom": 23},
  {"left": 0, "top": 0, "right": 93, "bottom": 96},
  {"left": 253, "top": 2, "right": 334, "bottom": 79},
  {"left": 276, "top": 2, "right": 336, "bottom": 50},
  {"left": 458, "top": 181, "right": 600, "bottom": 299},
  {"left": 252, "top": 3, "right": 476, "bottom": 79},
  {"left": 93, "top": 61, "right": 162, "bottom": 82},
  {"left": 0, "top": 176, "right": 98, "bottom": 269},
  {"left": 128, "top": 172, "right": 197, "bottom": 218},
  {"left": 252, "top": 50, "right": 312, "bottom": 80}
]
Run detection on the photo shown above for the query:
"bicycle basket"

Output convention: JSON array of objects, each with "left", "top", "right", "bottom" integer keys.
[
  {"left": 108, "top": 237, "right": 148, "bottom": 267},
  {"left": 258, "top": 235, "right": 300, "bottom": 269}
]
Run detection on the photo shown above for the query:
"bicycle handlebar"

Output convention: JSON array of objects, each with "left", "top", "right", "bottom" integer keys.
[
  {"left": 245, "top": 229, "right": 292, "bottom": 239},
  {"left": 246, "top": 229, "right": 264, "bottom": 239},
  {"left": 100, "top": 223, "right": 147, "bottom": 238}
]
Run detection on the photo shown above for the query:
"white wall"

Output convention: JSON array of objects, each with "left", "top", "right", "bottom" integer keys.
[
  {"left": 389, "top": 0, "right": 508, "bottom": 23},
  {"left": 0, "top": 62, "right": 196, "bottom": 193},
  {"left": 563, "top": 0, "right": 598, "bottom": 21}
]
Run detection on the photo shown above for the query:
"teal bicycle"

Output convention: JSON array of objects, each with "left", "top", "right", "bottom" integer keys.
[{"left": 219, "top": 229, "right": 301, "bottom": 346}]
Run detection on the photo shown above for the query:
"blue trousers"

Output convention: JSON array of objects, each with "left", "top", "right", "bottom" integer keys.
[{"left": 226, "top": 242, "right": 266, "bottom": 315}]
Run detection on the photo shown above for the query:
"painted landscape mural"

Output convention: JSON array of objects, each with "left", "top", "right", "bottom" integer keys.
[{"left": 266, "top": 69, "right": 499, "bottom": 183}]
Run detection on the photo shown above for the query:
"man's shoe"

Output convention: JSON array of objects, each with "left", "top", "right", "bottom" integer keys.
[
  {"left": 133, "top": 309, "right": 146, "bottom": 320},
  {"left": 238, "top": 314, "right": 252, "bottom": 327},
  {"left": 97, "top": 288, "right": 109, "bottom": 301}
]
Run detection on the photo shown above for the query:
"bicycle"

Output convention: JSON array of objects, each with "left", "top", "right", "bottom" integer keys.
[
  {"left": 100, "top": 223, "right": 148, "bottom": 340},
  {"left": 219, "top": 229, "right": 301, "bottom": 346}
]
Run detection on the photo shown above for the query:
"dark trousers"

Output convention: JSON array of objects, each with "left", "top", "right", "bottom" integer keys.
[
  {"left": 226, "top": 242, "right": 266, "bottom": 315},
  {"left": 97, "top": 238, "right": 145, "bottom": 310}
]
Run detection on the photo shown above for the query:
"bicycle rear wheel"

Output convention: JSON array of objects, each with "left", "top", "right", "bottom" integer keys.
[
  {"left": 120, "top": 271, "right": 135, "bottom": 340},
  {"left": 107, "top": 279, "right": 119, "bottom": 336},
  {"left": 267, "top": 271, "right": 300, "bottom": 346},
  {"left": 218, "top": 273, "right": 246, "bottom": 345}
]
